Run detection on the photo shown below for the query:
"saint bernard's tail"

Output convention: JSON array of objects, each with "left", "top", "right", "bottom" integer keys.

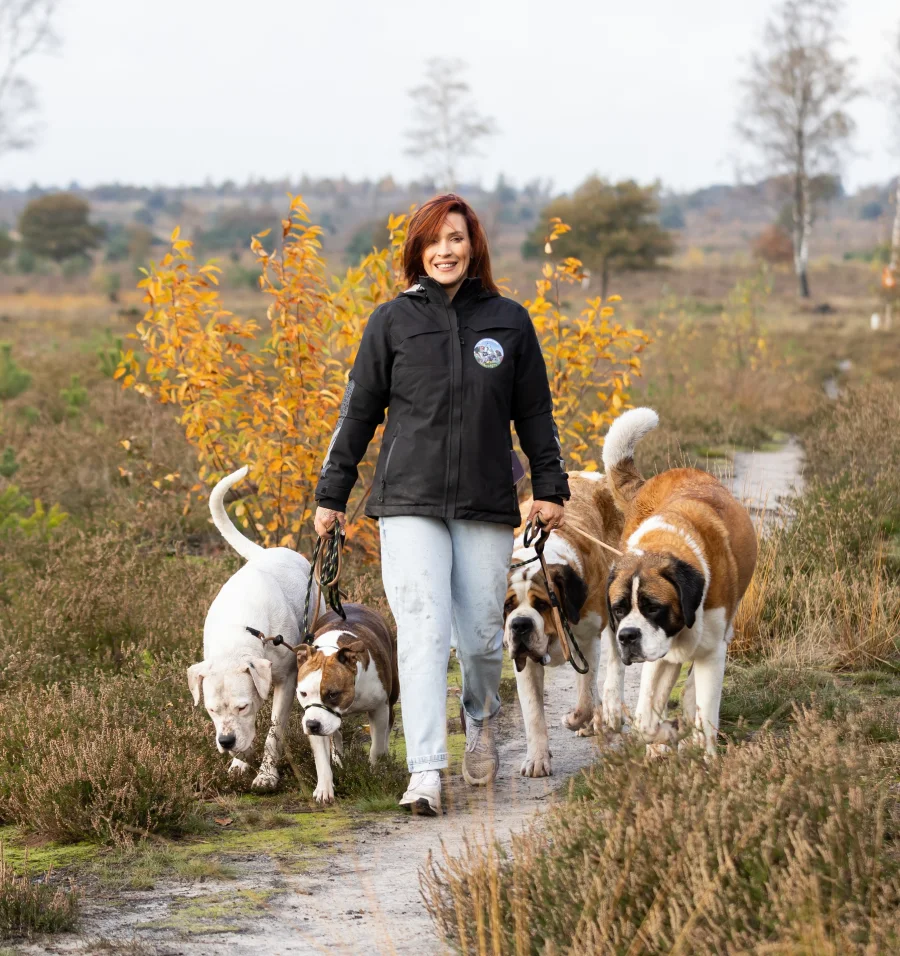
[{"left": 602, "top": 407, "right": 659, "bottom": 512}]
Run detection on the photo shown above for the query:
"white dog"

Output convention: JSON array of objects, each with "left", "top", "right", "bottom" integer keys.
[{"left": 187, "top": 466, "right": 318, "bottom": 790}]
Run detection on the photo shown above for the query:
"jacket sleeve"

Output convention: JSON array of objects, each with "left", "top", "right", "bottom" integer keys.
[
  {"left": 512, "top": 312, "right": 570, "bottom": 502},
  {"left": 315, "top": 304, "right": 392, "bottom": 512}
]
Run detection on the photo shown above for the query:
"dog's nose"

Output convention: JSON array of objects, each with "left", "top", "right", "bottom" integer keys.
[
  {"left": 510, "top": 617, "right": 533, "bottom": 635},
  {"left": 618, "top": 627, "right": 641, "bottom": 646},
  {"left": 306, "top": 718, "right": 322, "bottom": 735},
  {"left": 218, "top": 733, "right": 237, "bottom": 750}
]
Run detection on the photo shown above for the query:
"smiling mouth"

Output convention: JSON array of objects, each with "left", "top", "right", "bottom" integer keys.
[{"left": 434, "top": 261, "right": 458, "bottom": 271}]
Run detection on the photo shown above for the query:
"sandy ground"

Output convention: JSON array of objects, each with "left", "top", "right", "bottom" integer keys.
[{"left": 20, "top": 444, "right": 803, "bottom": 956}]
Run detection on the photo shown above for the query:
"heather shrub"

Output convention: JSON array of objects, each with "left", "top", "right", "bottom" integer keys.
[
  {"left": 733, "top": 383, "right": 900, "bottom": 667},
  {"left": 422, "top": 708, "right": 900, "bottom": 954},
  {"left": 0, "top": 848, "right": 78, "bottom": 937},
  {"left": 0, "top": 667, "right": 227, "bottom": 843},
  {"left": 0, "top": 528, "right": 233, "bottom": 687},
  {"left": 6, "top": 727, "right": 207, "bottom": 844}
]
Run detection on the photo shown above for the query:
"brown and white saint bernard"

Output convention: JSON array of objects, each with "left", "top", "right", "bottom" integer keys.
[
  {"left": 504, "top": 472, "right": 625, "bottom": 777},
  {"left": 602, "top": 408, "right": 758, "bottom": 754}
]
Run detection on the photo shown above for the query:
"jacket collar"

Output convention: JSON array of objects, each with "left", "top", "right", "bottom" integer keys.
[{"left": 403, "top": 275, "right": 499, "bottom": 304}]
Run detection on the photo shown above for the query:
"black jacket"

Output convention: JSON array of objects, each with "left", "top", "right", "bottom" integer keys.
[{"left": 315, "top": 276, "right": 570, "bottom": 526}]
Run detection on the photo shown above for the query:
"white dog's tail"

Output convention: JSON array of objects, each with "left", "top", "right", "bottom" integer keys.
[
  {"left": 209, "top": 466, "right": 264, "bottom": 561},
  {"left": 602, "top": 407, "right": 659, "bottom": 512}
]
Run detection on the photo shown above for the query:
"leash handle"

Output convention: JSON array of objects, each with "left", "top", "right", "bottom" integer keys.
[{"left": 523, "top": 514, "right": 548, "bottom": 551}]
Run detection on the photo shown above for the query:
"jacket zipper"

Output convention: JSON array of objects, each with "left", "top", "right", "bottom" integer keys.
[
  {"left": 443, "top": 304, "right": 464, "bottom": 517},
  {"left": 378, "top": 428, "right": 401, "bottom": 502}
]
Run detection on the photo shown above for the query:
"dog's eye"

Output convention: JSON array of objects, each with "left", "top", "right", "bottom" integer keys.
[
  {"left": 237, "top": 704, "right": 248, "bottom": 713},
  {"left": 503, "top": 598, "right": 516, "bottom": 615},
  {"left": 300, "top": 691, "right": 307, "bottom": 698},
  {"left": 324, "top": 691, "right": 340, "bottom": 704},
  {"left": 533, "top": 598, "right": 550, "bottom": 613}
]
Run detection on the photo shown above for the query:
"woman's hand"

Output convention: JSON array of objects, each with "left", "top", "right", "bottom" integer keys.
[
  {"left": 527, "top": 499, "right": 565, "bottom": 532},
  {"left": 314, "top": 507, "right": 346, "bottom": 538}
]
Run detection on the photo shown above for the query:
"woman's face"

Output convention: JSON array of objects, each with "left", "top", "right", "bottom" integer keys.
[{"left": 422, "top": 212, "right": 472, "bottom": 293}]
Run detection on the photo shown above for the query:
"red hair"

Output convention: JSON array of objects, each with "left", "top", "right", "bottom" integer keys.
[{"left": 403, "top": 194, "right": 498, "bottom": 293}]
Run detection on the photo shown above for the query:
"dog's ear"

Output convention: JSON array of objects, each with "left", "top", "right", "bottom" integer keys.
[
  {"left": 661, "top": 559, "right": 706, "bottom": 631},
  {"left": 187, "top": 661, "right": 209, "bottom": 706},
  {"left": 336, "top": 641, "right": 367, "bottom": 669},
  {"left": 246, "top": 658, "right": 273, "bottom": 700},
  {"left": 295, "top": 645, "right": 313, "bottom": 666},
  {"left": 552, "top": 564, "right": 588, "bottom": 625}
]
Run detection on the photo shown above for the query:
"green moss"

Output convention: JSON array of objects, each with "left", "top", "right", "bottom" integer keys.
[
  {"left": 138, "top": 888, "right": 280, "bottom": 935},
  {"left": 0, "top": 826, "right": 101, "bottom": 873}
]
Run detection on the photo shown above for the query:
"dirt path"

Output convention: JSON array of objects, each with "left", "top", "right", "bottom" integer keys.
[{"left": 726, "top": 440, "right": 805, "bottom": 522}]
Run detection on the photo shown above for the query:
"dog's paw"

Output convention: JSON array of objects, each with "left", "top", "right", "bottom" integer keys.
[
  {"left": 645, "top": 742, "right": 672, "bottom": 760},
  {"left": 520, "top": 751, "right": 552, "bottom": 777},
  {"left": 313, "top": 781, "right": 335, "bottom": 804},
  {"left": 601, "top": 696, "right": 625, "bottom": 733},
  {"left": 575, "top": 722, "right": 596, "bottom": 737},
  {"left": 251, "top": 769, "right": 280, "bottom": 792},
  {"left": 228, "top": 758, "right": 251, "bottom": 776},
  {"left": 563, "top": 709, "right": 592, "bottom": 732}
]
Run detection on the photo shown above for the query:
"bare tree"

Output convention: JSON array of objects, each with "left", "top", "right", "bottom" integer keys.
[
  {"left": 737, "top": 0, "right": 859, "bottom": 298},
  {"left": 0, "top": 0, "right": 59, "bottom": 155},
  {"left": 405, "top": 58, "right": 496, "bottom": 191},
  {"left": 888, "top": 23, "right": 900, "bottom": 304}
]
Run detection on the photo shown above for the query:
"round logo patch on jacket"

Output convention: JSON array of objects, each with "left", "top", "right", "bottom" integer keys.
[{"left": 474, "top": 338, "right": 504, "bottom": 369}]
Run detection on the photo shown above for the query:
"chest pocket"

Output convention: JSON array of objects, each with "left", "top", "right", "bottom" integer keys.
[
  {"left": 392, "top": 315, "right": 452, "bottom": 369},
  {"left": 462, "top": 313, "right": 520, "bottom": 377}
]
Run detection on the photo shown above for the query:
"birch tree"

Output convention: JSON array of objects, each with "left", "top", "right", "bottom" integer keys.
[
  {"left": 737, "top": 0, "right": 858, "bottom": 298},
  {"left": 404, "top": 58, "right": 496, "bottom": 191},
  {"left": 0, "top": 0, "right": 59, "bottom": 155},
  {"left": 887, "top": 21, "right": 900, "bottom": 322}
]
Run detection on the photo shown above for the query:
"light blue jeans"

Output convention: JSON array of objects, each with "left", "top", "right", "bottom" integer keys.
[{"left": 379, "top": 516, "right": 514, "bottom": 772}]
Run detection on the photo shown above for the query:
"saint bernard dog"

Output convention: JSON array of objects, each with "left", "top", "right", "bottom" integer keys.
[
  {"left": 602, "top": 408, "right": 758, "bottom": 754},
  {"left": 504, "top": 472, "right": 625, "bottom": 777}
]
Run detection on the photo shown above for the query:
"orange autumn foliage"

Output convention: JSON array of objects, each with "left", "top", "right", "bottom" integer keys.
[
  {"left": 118, "top": 201, "right": 648, "bottom": 556},
  {"left": 525, "top": 218, "right": 650, "bottom": 471},
  {"left": 117, "top": 196, "right": 407, "bottom": 556}
]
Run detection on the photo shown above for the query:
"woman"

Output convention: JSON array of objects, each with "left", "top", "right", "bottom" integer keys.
[{"left": 314, "top": 194, "right": 569, "bottom": 815}]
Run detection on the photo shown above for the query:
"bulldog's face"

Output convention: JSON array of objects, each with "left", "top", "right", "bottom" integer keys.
[
  {"left": 503, "top": 562, "right": 588, "bottom": 671},
  {"left": 295, "top": 643, "right": 365, "bottom": 737},
  {"left": 607, "top": 553, "right": 706, "bottom": 664},
  {"left": 187, "top": 658, "right": 272, "bottom": 755}
]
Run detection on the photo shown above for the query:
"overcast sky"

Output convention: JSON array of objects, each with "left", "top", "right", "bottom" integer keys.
[{"left": 0, "top": 0, "right": 894, "bottom": 194}]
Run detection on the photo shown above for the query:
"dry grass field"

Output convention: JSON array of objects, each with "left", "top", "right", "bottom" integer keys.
[{"left": 0, "top": 255, "right": 897, "bottom": 952}]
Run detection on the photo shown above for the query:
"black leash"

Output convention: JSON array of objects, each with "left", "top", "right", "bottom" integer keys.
[
  {"left": 246, "top": 529, "right": 347, "bottom": 652},
  {"left": 302, "top": 529, "right": 347, "bottom": 640},
  {"left": 521, "top": 517, "right": 590, "bottom": 675}
]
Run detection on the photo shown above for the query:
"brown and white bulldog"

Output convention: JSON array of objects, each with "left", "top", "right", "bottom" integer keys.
[
  {"left": 602, "top": 408, "right": 758, "bottom": 754},
  {"left": 295, "top": 604, "right": 399, "bottom": 804},
  {"left": 504, "top": 472, "right": 625, "bottom": 777}
]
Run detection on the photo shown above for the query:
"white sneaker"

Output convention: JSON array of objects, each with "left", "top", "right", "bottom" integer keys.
[{"left": 399, "top": 770, "right": 441, "bottom": 816}]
